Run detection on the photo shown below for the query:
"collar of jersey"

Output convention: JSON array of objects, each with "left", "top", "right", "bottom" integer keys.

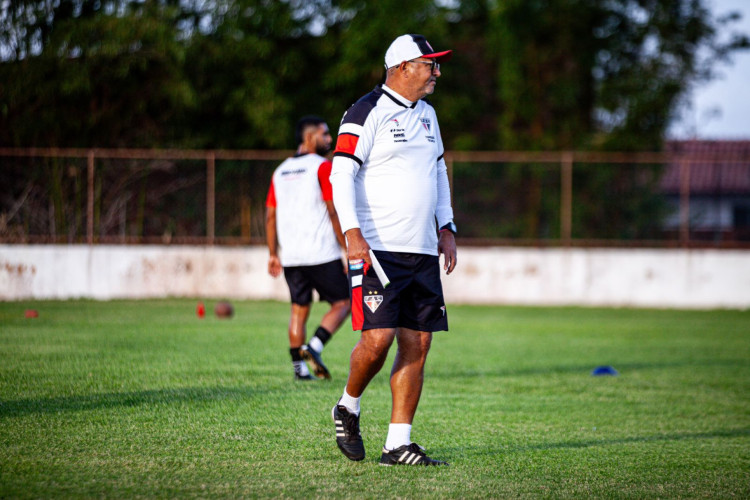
[{"left": 380, "top": 84, "right": 417, "bottom": 109}]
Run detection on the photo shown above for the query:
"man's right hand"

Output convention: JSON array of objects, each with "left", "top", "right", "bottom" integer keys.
[
  {"left": 268, "top": 255, "right": 282, "bottom": 277},
  {"left": 345, "top": 228, "right": 371, "bottom": 264}
]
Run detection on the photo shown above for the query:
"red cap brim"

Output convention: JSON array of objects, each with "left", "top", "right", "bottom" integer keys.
[{"left": 423, "top": 50, "right": 452, "bottom": 63}]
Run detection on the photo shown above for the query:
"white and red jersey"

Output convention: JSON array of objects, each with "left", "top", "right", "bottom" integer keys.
[
  {"left": 330, "top": 84, "right": 454, "bottom": 256},
  {"left": 266, "top": 154, "right": 341, "bottom": 267}
]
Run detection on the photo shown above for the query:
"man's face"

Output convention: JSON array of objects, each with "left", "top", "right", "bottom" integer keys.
[
  {"left": 409, "top": 58, "right": 441, "bottom": 97},
  {"left": 312, "top": 124, "right": 332, "bottom": 156}
]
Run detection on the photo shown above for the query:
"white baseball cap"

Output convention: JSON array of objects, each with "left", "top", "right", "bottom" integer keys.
[{"left": 384, "top": 34, "right": 453, "bottom": 69}]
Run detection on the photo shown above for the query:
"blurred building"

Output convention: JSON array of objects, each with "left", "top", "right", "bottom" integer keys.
[{"left": 662, "top": 140, "right": 750, "bottom": 241}]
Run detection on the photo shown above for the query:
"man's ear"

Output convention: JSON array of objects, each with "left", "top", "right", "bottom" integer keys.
[
  {"left": 399, "top": 61, "right": 410, "bottom": 78},
  {"left": 302, "top": 127, "right": 314, "bottom": 144}
]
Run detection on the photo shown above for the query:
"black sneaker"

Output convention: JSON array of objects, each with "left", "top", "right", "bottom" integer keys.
[
  {"left": 301, "top": 345, "right": 330, "bottom": 379},
  {"left": 294, "top": 372, "right": 316, "bottom": 381},
  {"left": 332, "top": 405, "right": 365, "bottom": 461},
  {"left": 379, "top": 443, "right": 448, "bottom": 466}
]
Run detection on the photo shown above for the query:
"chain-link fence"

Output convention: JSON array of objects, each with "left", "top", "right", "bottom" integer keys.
[{"left": 2, "top": 147, "right": 749, "bottom": 247}]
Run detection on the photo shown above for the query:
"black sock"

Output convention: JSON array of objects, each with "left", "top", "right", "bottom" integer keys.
[
  {"left": 314, "top": 326, "right": 332, "bottom": 346},
  {"left": 289, "top": 347, "right": 302, "bottom": 362}
]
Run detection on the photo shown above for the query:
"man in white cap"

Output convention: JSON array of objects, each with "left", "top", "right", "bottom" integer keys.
[{"left": 329, "top": 34, "right": 457, "bottom": 466}]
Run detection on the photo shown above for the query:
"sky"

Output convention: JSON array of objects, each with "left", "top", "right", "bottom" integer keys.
[{"left": 668, "top": 0, "right": 750, "bottom": 139}]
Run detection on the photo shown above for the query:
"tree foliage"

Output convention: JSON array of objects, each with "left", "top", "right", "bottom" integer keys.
[
  {"left": 2, "top": 0, "right": 747, "bottom": 149},
  {"left": 0, "top": 0, "right": 748, "bottom": 240}
]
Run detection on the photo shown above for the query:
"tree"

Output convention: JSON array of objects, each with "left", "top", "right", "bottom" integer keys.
[
  {"left": 1, "top": 0, "right": 194, "bottom": 147},
  {"left": 2, "top": 0, "right": 746, "bottom": 150},
  {"left": 440, "top": 0, "right": 748, "bottom": 239},
  {"left": 1, "top": 0, "right": 748, "bottom": 241}
]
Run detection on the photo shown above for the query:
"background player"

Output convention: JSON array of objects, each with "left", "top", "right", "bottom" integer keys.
[{"left": 266, "top": 116, "right": 351, "bottom": 380}]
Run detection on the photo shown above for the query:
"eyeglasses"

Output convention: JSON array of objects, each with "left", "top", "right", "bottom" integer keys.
[{"left": 407, "top": 59, "right": 440, "bottom": 73}]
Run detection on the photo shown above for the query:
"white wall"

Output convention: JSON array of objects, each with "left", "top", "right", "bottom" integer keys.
[
  {"left": 1, "top": 245, "right": 749, "bottom": 309},
  {"left": 446, "top": 247, "right": 750, "bottom": 309}
]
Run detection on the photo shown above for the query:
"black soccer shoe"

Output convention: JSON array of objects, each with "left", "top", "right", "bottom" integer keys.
[
  {"left": 379, "top": 443, "right": 448, "bottom": 466},
  {"left": 301, "top": 345, "right": 331, "bottom": 380},
  {"left": 332, "top": 404, "right": 365, "bottom": 461}
]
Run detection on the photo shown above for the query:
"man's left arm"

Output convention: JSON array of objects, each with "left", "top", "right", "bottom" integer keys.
[
  {"left": 436, "top": 154, "right": 456, "bottom": 274},
  {"left": 435, "top": 118, "right": 456, "bottom": 274}
]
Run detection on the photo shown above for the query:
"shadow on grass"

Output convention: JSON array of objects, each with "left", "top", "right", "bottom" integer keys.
[
  {"left": 0, "top": 386, "right": 269, "bottom": 418},
  {"left": 443, "top": 427, "right": 750, "bottom": 458},
  {"left": 433, "top": 358, "right": 750, "bottom": 379}
]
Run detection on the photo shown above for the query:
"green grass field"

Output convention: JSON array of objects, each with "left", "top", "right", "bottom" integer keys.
[{"left": 1, "top": 299, "right": 749, "bottom": 498}]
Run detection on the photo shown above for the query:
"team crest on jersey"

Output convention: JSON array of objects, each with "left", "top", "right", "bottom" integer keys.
[
  {"left": 364, "top": 294, "right": 383, "bottom": 313},
  {"left": 420, "top": 118, "right": 431, "bottom": 132}
]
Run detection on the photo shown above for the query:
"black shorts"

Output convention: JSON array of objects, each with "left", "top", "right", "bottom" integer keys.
[
  {"left": 349, "top": 250, "right": 448, "bottom": 332},
  {"left": 283, "top": 259, "right": 350, "bottom": 306}
]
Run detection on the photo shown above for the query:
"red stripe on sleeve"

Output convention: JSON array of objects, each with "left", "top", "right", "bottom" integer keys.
[
  {"left": 334, "top": 133, "right": 359, "bottom": 156},
  {"left": 265, "top": 181, "right": 276, "bottom": 207},
  {"left": 318, "top": 161, "right": 333, "bottom": 201}
]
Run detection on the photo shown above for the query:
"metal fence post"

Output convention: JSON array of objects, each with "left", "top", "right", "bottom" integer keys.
[
  {"left": 87, "top": 150, "right": 95, "bottom": 245},
  {"left": 679, "top": 160, "right": 691, "bottom": 246},
  {"left": 561, "top": 152, "right": 573, "bottom": 245},
  {"left": 207, "top": 152, "right": 216, "bottom": 245},
  {"left": 445, "top": 153, "right": 454, "bottom": 201}
]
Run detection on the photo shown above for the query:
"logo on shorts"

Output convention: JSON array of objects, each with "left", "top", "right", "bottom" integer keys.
[{"left": 364, "top": 294, "right": 383, "bottom": 313}]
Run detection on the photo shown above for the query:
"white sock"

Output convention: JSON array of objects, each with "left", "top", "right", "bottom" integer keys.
[
  {"left": 338, "top": 389, "right": 360, "bottom": 415},
  {"left": 293, "top": 360, "right": 310, "bottom": 376},
  {"left": 385, "top": 423, "right": 412, "bottom": 450},
  {"left": 308, "top": 336, "right": 324, "bottom": 353}
]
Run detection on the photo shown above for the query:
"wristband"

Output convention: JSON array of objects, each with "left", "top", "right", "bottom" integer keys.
[{"left": 439, "top": 221, "right": 457, "bottom": 235}]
